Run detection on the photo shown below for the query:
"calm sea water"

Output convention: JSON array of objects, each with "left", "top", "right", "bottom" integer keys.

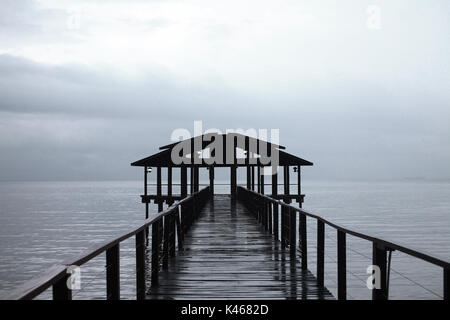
[{"left": 0, "top": 180, "right": 449, "bottom": 300}]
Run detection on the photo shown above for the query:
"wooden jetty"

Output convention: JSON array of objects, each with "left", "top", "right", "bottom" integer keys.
[
  {"left": 4, "top": 133, "right": 450, "bottom": 300},
  {"left": 148, "top": 194, "right": 332, "bottom": 300}
]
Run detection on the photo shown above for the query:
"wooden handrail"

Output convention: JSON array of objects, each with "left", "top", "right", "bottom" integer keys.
[
  {"left": 237, "top": 186, "right": 450, "bottom": 300},
  {"left": 3, "top": 186, "right": 211, "bottom": 300},
  {"left": 238, "top": 186, "right": 450, "bottom": 269}
]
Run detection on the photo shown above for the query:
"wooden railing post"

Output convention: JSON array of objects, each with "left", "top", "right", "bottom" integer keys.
[
  {"left": 372, "top": 243, "right": 388, "bottom": 300},
  {"left": 151, "top": 221, "right": 160, "bottom": 286},
  {"left": 273, "top": 203, "right": 279, "bottom": 240},
  {"left": 170, "top": 211, "right": 176, "bottom": 257},
  {"left": 289, "top": 208, "right": 296, "bottom": 256},
  {"left": 317, "top": 220, "right": 325, "bottom": 287},
  {"left": 300, "top": 214, "right": 307, "bottom": 270},
  {"left": 209, "top": 166, "right": 214, "bottom": 196},
  {"left": 52, "top": 274, "right": 72, "bottom": 300},
  {"left": 163, "top": 215, "right": 170, "bottom": 269},
  {"left": 181, "top": 167, "right": 187, "bottom": 197},
  {"left": 280, "top": 206, "right": 286, "bottom": 248},
  {"left": 175, "top": 207, "right": 183, "bottom": 250},
  {"left": 444, "top": 268, "right": 449, "bottom": 300},
  {"left": 264, "top": 199, "right": 268, "bottom": 230},
  {"left": 106, "top": 244, "right": 120, "bottom": 300},
  {"left": 268, "top": 202, "right": 273, "bottom": 234},
  {"left": 135, "top": 230, "right": 146, "bottom": 300},
  {"left": 337, "top": 230, "right": 347, "bottom": 300}
]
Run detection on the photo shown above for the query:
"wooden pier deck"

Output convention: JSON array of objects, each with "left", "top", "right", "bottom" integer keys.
[{"left": 147, "top": 195, "right": 333, "bottom": 300}]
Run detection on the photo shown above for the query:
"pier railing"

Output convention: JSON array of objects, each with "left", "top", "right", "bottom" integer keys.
[
  {"left": 237, "top": 186, "right": 450, "bottom": 300},
  {"left": 3, "top": 186, "right": 211, "bottom": 300}
]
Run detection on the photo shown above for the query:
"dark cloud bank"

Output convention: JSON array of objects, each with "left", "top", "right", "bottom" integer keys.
[{"left": 1, "top": 54, "right": 449, "bottom": 182}]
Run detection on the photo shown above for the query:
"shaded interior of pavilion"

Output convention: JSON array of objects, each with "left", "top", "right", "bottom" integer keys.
[{"left": 131, "top": 133, "right": 313, "bottom": 216}]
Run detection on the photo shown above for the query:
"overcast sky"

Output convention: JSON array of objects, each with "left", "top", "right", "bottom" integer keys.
[{"left": 0, "top": 0, "right": 449, "bottom": 181}]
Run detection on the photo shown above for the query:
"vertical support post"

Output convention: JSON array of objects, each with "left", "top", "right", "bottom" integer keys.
[
  {"left": 136, "top": 230, "right": 146, "bottom": 300},
  {"left": 372, "top": 243, "right": 388, "bottom": 300},
  {"left": 337, "top": 230, "right": 347, "bottom": 300},
  {"left": 162, "top": 216, "right": 169, "bottom": 269},
  {"left": 264, "top": 199, "right": 268, "bottom": 230},
  {"left": 260, "top": 169, "right": 265, "bottom": 194},
  {"left": 257, "top": 166, "right": 261, "bottom": 193},
  {"left": 245, "top": 136, "right": 249, "bottom": 164},
  {"left": 230, "top": 166, "right": 237, "bottom": 198},
  {"left": 157, "top": 167, "right": 163, "bottom": 212},
  {"left": 181, "top": 167, "right": 187, "bottom": 198},
  {"left": 444, "top": 268, "right": 449, "bottom": 301},
  {"left": 246, "top": 166, "right": 251, "bottom": 189},
  {"left": 251, "top": 166, "right": 255, "bottom": 191},
  {"left": 167, "top": 167, "right": 172, "bottom": 199},
  {"left": 281, "top": 206, "right": 286, "bottom": 248},
  {"left": 272, "top": 170, "right": 278, "bottom": 197},
  {"left": 209, "top": 166, "right": 214, "bottom": 196},
  {"left": 156, "top": 167, "right": 162, "bottom": 197},
  {"left": 283, "top": 166, "right": 290, "bottom": 203},
  {"left": 144, "top": 167, "right": 149, "bottom": 245},
  {"left": 300, "top": 214, "right": 307, "bottom": 270},
  {"left": 106, "top": 244, "right": 120, "bottom": 300},
  {"left": 170, "top": 212, "right": 176, "bottom": 257},
  {"left": 222, "top": 134, "right": 227, "bottom": 167},
  {"left": 289, "top": 208, "right": 296, "bottom": 256},
  {"left": 194, "top": 167, "right": 199, "bottom": 192},
  {"left": 175, "top": 207, "right": 183, "bottom": 250},
  {"left": 151, "top": 221, "right": 160, "bottom": 286},
  {"left": 273, "top": 203, "right": 279, "bottom": 239},
  {"left": 317, "top": 221, "right": 325, "bottom": 287},
  {"left": 144, "top": 167, "right": 149, "bottom": 219},
  {"left": 268, "top": 202, "right": 273, "bottom": 234},
  {"left": 52, "top": 274, "right": 72, "bottom": 300},
  {"left": 190, "top": 166, "right": 194, "bottom": 194}
]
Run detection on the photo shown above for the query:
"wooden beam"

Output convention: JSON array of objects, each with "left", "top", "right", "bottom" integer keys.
[
  {"left": 372, "top": 243, "right": 388, "bottom": 300},
  {"left": 444, "top": 268, "right": 449, "bottom": 300},
  {"left": 106, "top": 244, "right": 120, "bottom": 300},
  {"left": 136, "top": 230, "right": 146, "bottom": 300},
  {"left": 257, "top": 166, "right": 261, "bottom": 193},
  {"left": 260, "top": 169, "right": 265, "bottom": 194},
  {"left": 300, "top": 214, "right": 307, "bottom": 270},
  {"left": 52, "top": 274, "right": 71, "bottom": 300},
  {"left": 283, "top": 166, "right": 290, "bottom": 202},
  {"left": 337, "top": 231, "right": 347, "bottom": 300},
  {"left": 156, "top": 167, "right": 162, "bottom": 197},
  {"left": 209, "top": 166, "right": 214, "bottom": 196},
  {"left": 230, "top": 166, "right": 237, "bottom": 198},
  {"left": 157, "top": 166, "right": 163, "bottom": 211},
  {"left": 272, "top": 171, "right": 277, "bottom": 196},
  {"left": 317, "top": 221, "right": 325, "bottom": 287},
  {"left": 190, "top": 166, "right": 194, "bottom": 194},
  {"left": 181, "top": 167, "right": 187, "bottom": 197},
  {"left": 251, "top": 166, "right": 255, "bottom": 191},
  {"left": 167, "top": 167, "right": 172, "bottom": 199}
]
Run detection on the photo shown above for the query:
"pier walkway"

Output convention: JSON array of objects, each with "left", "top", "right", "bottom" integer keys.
[{"left": 148, "top": 195, "right": 333, "bottom": 300}]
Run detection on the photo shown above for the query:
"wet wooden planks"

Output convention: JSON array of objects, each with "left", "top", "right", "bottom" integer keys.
[{"left": 146, "top": 195, "right": 334, "bottom": 300}]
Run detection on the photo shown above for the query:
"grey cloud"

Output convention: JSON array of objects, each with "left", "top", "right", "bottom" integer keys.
[
  {"left": 1, "top": 54, "right": 449, "bottom": 181},
  {"left": 0, "top": 1, "right": 449, "bottom": 181}
]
